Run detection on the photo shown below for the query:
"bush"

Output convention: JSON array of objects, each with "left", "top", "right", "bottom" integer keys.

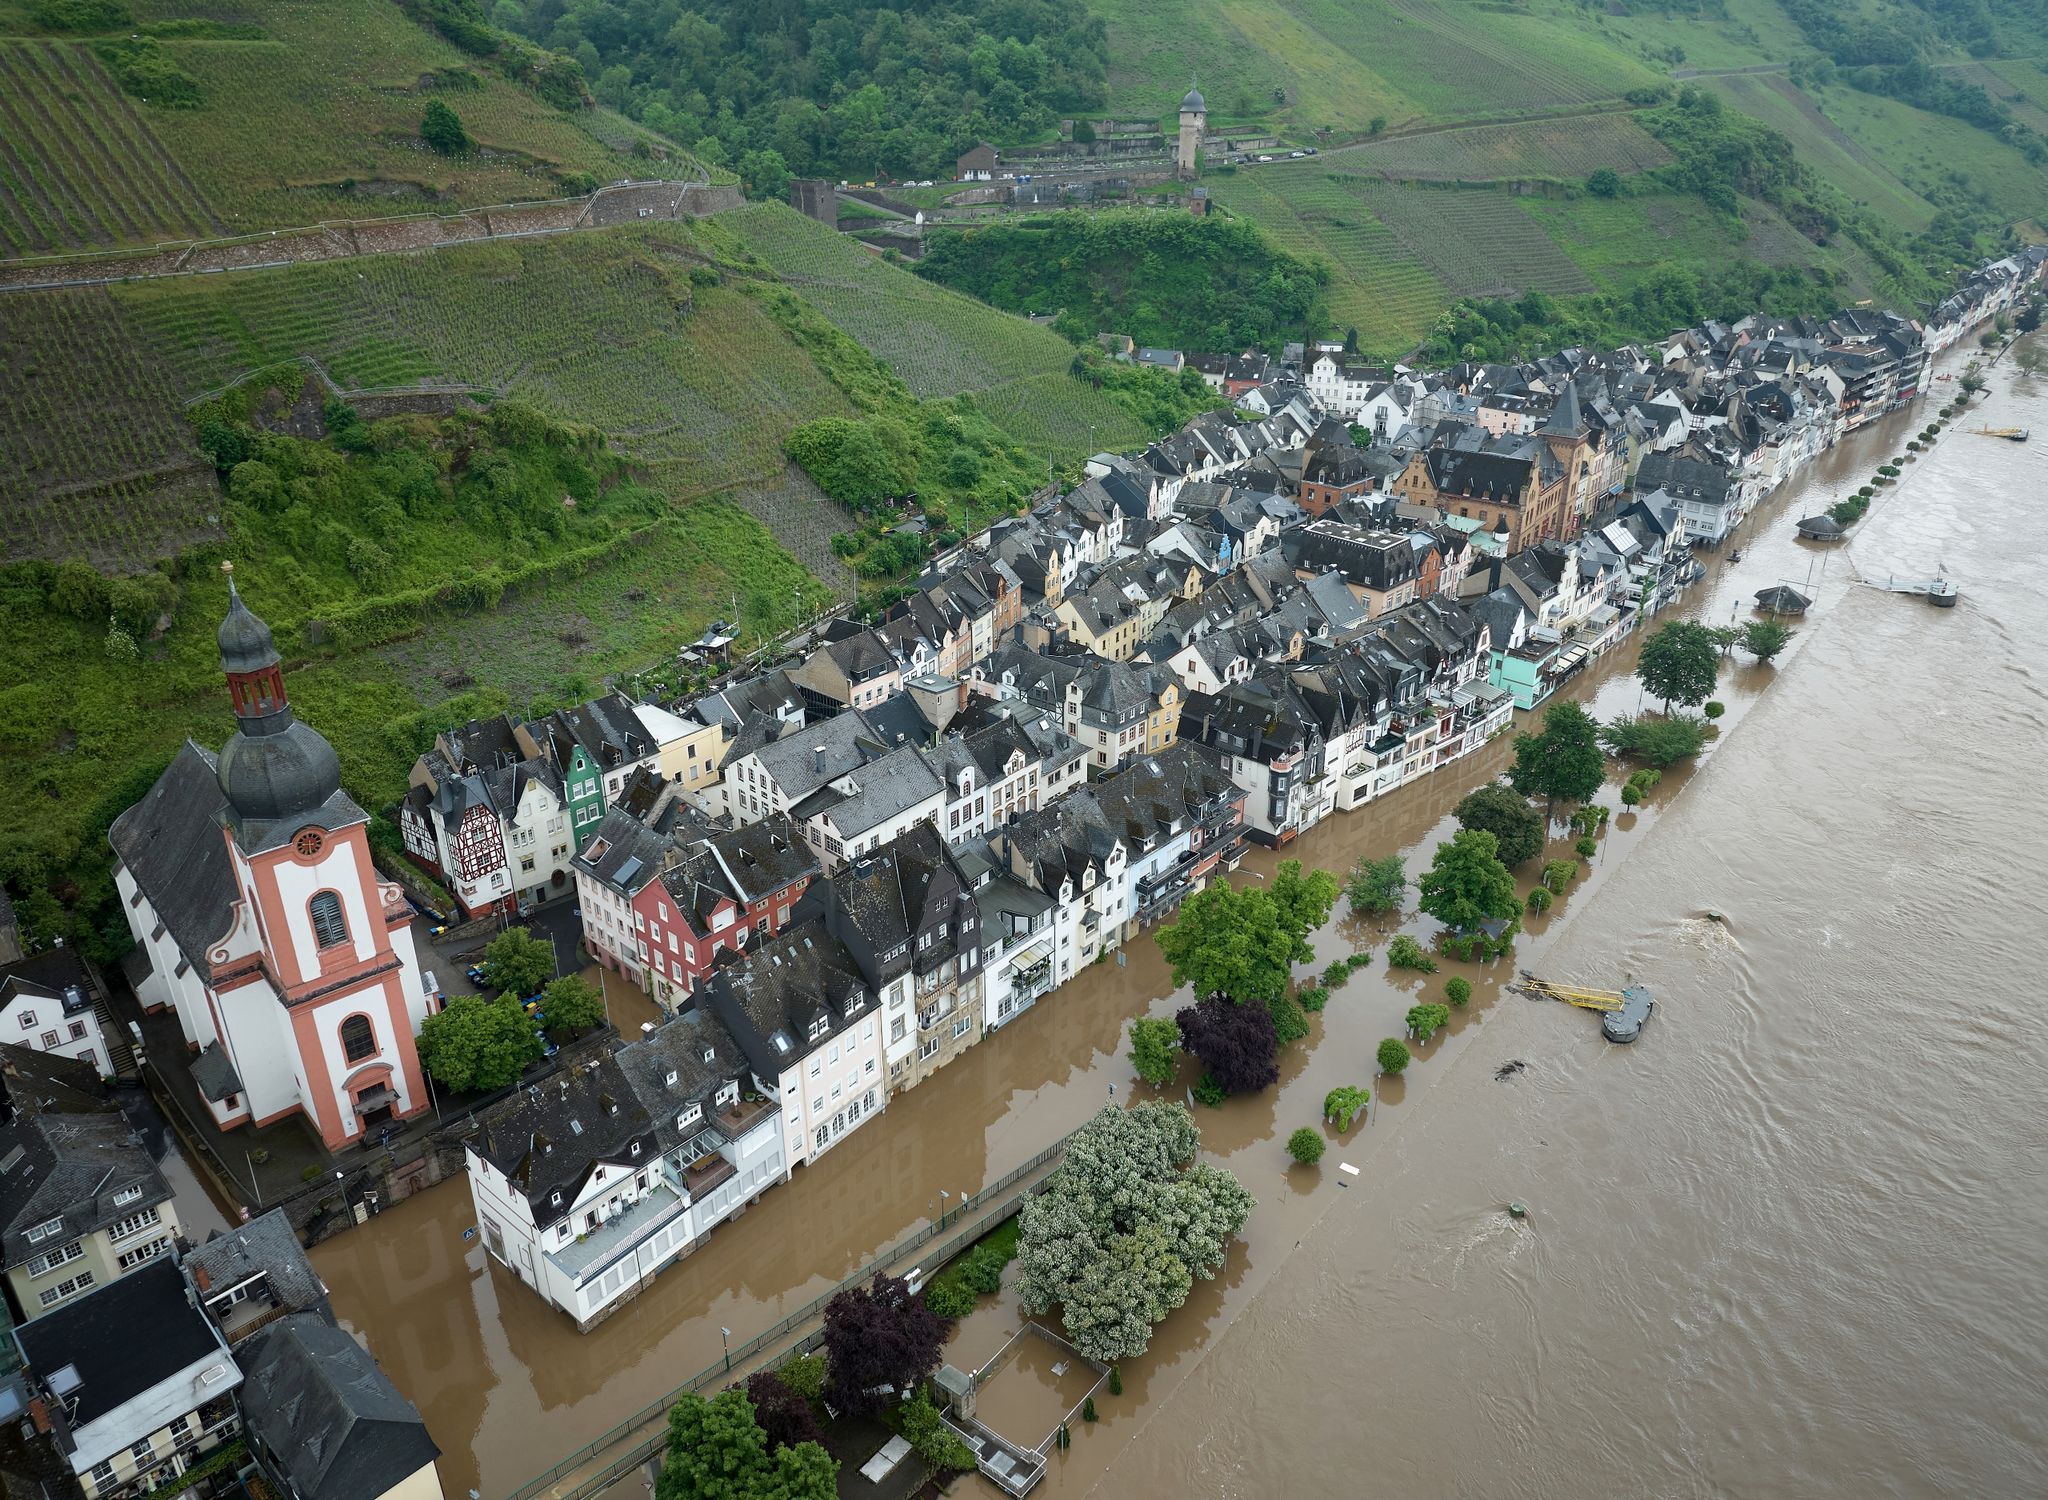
[
  {"left": 421, "top": 98, "right": 471, "bottom": 154},
  {"left": 1405, "top": 1002, "right": 1451, "bottom": 1042},
  {"left": 959, "top": 1246, "right": 1006, "bottom": 1295},
  {"left": 1296, "top": 986, "right": 1329, "bottom": 1013},
  {"left": 1445, "top": 977, "right": 1472, "bottom": 1006},
  {"left": 1192, "top": 1073, "right": 1226, "bottom": 1107},
  {"left": 1526, "top": 886, "right": 1553, "bottom": 914},
  {"left": 1620, "top": 783, "right": 1642, "bottom": 806},
  {"left": 1323, "top": 1085, "right": 1370, "bottom": 1130},
  {"left": 1376, "top": 1038, "right": 1411, "bottom": 1075},
  {"left": 924, "top": 1280, "right": 975, "bottom": 1318},
  {"left": 1703, "top": 701, "right": 1725, "bottom": 719},
  {"left": 31, "top": 0, "right": 130, "bottom": 30},
  {"left": 1541, "top": 859, "right": 1577, "bottom": 893},
  {"left": 1575, "top": 836, "right": 1598, "bottom": 858},
  {"left": 1082, "top": 1396, "right": 1098, "bottom": 1423},
  {"left": 1267, "top": 991, "right": 1310, "bottom": 1047},
  {"left": 779, "top": 1353, "right": 826, "bottom": 1403},
  {"left": 1322, "top": 960, "right": 1352, "bottom": 987},
  {"left": 1286, "top": 1127, "right": 1326, "bottom": 1165},
  {"left": 1107, "top": 1366, "right": 1123, "bottom": 1396},
  {"left": 1127, "top": 1016, "right": 1181, "bottom": 1086},
  {"left": 1386, "top": 934, "right": 1438, "bottom": 973}
]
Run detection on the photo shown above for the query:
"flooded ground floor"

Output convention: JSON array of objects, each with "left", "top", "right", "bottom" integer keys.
[{"left": 310, "top": 379, "right": 1991, "bottom": 1499}]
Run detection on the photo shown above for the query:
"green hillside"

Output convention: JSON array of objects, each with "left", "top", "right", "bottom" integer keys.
[
  {"left": 0, "top": 0, "right": 704, "bottom": 256},
  {"left": 1089, "top": 0, "right": 1660, "bottom": 133}
]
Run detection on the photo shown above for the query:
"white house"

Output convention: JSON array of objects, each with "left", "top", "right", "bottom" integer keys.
[
  {"left": 0, "top": 952, "right": 111, "bottom": 1077},
  {"left": 466, "top": 1008, "right": 786, "bottom": 1330}
]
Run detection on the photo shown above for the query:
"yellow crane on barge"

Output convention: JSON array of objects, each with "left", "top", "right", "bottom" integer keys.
[{"left": 1518, "top": 974, "right": 1656, "bottom": 1043}]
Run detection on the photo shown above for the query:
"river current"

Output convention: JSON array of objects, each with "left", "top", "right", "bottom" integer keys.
[{"left": 312, "top": 354, "right": 2047, "bottom": 1500}]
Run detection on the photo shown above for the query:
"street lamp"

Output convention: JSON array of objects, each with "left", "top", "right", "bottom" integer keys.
[
  {"left": 937, "top": 1190, "right": 950, "bottom": 1228},
  {"left": 720, "top": 1326, "right": 732, "bottom": 1373}
]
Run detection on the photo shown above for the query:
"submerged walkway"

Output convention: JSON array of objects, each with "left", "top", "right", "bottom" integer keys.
[{"left": 504, "top": 1138, "right": 1073, "bottom": 1500}]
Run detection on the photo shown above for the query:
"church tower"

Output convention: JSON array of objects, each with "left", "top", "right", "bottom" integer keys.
[
  {"left": 1177, "top": 81, "right": 1206, "bottom": 178},
  {"left": 210, "top": 570, "right": 431, "bottom": 1147}
]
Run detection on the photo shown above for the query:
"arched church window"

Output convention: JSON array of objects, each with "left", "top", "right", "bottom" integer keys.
[
  {"left": 340, "top": 1014, "right": 376, "bottom": 1064},
  {"left": 310, "top": 891, "right": 349, "bottom": 949}
]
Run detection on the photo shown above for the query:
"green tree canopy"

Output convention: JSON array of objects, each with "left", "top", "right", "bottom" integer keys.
[
  {"left": 1417, "top": 828, "right": 1522, "bottom": 936},
  {"left": 1268, "top": 860, "right": 1340, "bottom": 944},
  {"left": 420, "top": 99, "right": 470, "bottom": 155},
  {"left": 1127, "top": 1017, "right": 1181, "bottom": 1087},
  {"left": 656, "top": 1389, "right": 836, "bottom": 1500},
  {"left": 1453, "top": 783, "right": 1546, "bottom": 867},
  {"left": 1015, "top": 1102, "right": 1253, "bottom": 1362},
  {"left": 1637, "top": 620, "right": 1721, "bottom": 707},
  {"left": 1286, "top": 1127, "right": 1325, "bottom": 1165},
  {"left": 1345, "top": 853, "right": 1407, "bottom": 916},
  {"left": 418, "top": 994, "right": 543, "bottom": 1093},
  {"left": 1323, "top": 1085, "right": 1370, "bottom": 1130},
  {"left": 1599, "top": 713, "right": 1709, "bottom": 768},
  {"left": 481, "top": 927, "right": 555, "bottom": 998},
  {"left": 540, "top": 974, "right": 605, "bottom": 1036},
  {"left": 1155, "top": 879, "right": 1300, "bottom": 1005},
  {"left": 1509, "top": 700, "right": 1606, "bottom": 807},
  {"left": 1741, "top": 618, "right": 1794, "bottom": 662}
]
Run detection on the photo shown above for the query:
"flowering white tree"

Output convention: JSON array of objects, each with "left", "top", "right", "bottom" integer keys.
[{"left": 1016, "top": 1101, "right": 1253, "bottom": 1361}]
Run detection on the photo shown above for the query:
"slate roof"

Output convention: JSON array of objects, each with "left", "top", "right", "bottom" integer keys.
[
  {"left": 748, "top": 710, "right": 882, "bottom": 804},
  {"left": 467, "top": 1056, "right": 656, "bottom": 1227},
  {"left": 790, "top": 743, "right": 942, "bottom": 841},
  {"left": 1634, "top": 451, "right": 1733, "bottom": 507},
  {"left": 16, "top": 1257, "right": 231, "bottom": 1431},
  {"left": 702, "top": 920, "right": 873, "bottom": 1084},
  {"left": 239, "top": 1313, "right": 440, "bottom": 1500},
  {"left": 612, "top": 1007, "right": 745, "bottom": 1121},
  {"left": 0, "top": 1045, "right": 172, "bottom": 1272},
  {"left": 187, "top": 1207, "right": 331, "bottom": 1323},
  {"left": 190, "top": 1044, "right": 243, "bottom": 1104},
  {"left": 107, "top": 742, "right": 240, "bottom": 981}
]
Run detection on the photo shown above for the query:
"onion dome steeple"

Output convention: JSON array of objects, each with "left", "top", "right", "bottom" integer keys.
[
  {"left": 214, "top": 564, "right": 344, "bottom": 844},
  {"left": 1180, "top": 81, "right": 1206, "bottom": 114}
]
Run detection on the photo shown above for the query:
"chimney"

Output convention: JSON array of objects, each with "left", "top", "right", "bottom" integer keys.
[
  {"left": 1488, "top": 547, "right": 1503, "bottom": 594},
  {"left": 813, "top": 745, "right": 826, "bottom": 775}
]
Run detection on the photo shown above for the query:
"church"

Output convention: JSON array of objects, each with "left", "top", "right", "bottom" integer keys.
[{"left": 110, "top": 575, "right": 433, "bottom": 1151}]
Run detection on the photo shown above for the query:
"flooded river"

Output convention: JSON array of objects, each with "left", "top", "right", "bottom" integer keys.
[{"left": 315, "top": 357, "right": 2047, "bottom": 1499}]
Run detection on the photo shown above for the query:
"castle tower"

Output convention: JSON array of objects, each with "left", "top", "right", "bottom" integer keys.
[{"left": 1177, "top": 81, "right": 1206, "bottom": 179}]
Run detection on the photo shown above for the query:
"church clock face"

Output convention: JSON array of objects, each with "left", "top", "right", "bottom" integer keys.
[{"left": 293, "top": 830, "right": 326, "bottom": 859}]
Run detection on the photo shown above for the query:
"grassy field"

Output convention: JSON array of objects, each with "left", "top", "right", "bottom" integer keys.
[
  {"left": 1807, "top": 81, "right": 2048, "bottom": 228},
  {"left": 0, "top": 0, "right": 690, "bottom": 253},
  {"left": 1702, "top": 73, "right": 1936, "bottom": 230},
  {"left": 718, "top": 203, "right": 1155, "bottom": 459},
  {"left": 1519, "top": 191, "right": 1770, "bottom": 290},
  {"left": 1358, "top": 184, "right": 1596, "bottom": 298},
  {"left": 1318, "top": 113, "right": 1671, "bottom": 183},
  {"left": 1088, "top": 0, "right": 1658, "bottom": 134}
]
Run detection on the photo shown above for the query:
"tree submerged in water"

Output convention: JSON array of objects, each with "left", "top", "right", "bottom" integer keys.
[{"left": 1015, "top": 1102, "right": 1253, "bottom": 1362}]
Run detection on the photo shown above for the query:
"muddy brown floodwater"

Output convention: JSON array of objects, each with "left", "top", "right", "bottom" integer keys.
[{"left": 315, "top": 353, "right": 2048, "bottom": 1500}]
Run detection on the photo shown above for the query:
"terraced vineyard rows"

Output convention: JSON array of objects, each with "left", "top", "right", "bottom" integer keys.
[
  {"left": 0, "top": 0, "right": 692, "bottom": 253},
  {"left": 974, "top": 372, "right": 1153, "bottom": 457},
  {"left": 721, "top": 204, "right": 1079, "bottom": 398},
  {"left": 1325, "top": 114, "right": 1671, "bottom": 183},
  {"left": 115, "top": 227, "right": 854, "bottom": 498},
  {"left": 1206, "top": 170, "right": 1449, "bottom": 353},
  {"left": 0, "top": 286, "right": 219, "bottom": 567},
  {"left": 1357, "top": 185, "right": 1596, "bottom": 298},
  {"left": 1349, "top": 0, "right": 1657, "bottom": 120}
]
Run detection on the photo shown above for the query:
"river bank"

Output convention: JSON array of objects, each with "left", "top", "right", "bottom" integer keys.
[
  {"left": 1081, "top": 354, "right": 2048, "bottom": 1496},
  {"left": 310, "top": 356, "right": 1984, "bottom": 1499}
]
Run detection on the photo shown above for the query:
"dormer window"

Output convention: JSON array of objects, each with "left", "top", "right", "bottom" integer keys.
[
  {"left": 678, "top": 1104, "right": 701, "bottom": 1129},
  {"left": 630, "top": 1142, "right": 642, "bottom": 1157},
  {"left": 702, "top": 1046, "right": 715, "bottom": 1065},
  {"left": 665, "top": 1069, "right": 679, "bottom": 1087},
  {"left": 551, "top": 1191, "right": 563, "bottom": 1206}
]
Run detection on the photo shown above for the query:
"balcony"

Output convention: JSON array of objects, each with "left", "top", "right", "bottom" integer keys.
[
  {"left": 714, "top": 1095, "right": 774, "bottom": 1137},
  {"left": 549, "top": 1182, "right": 691, "bottom": 1283},
  {"left": 682, "top": 1153, "right": 737, "bottom": 1199}
]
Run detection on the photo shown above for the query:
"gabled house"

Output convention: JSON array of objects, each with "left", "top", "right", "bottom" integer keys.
[
  {"left": 238, "top": 1313, "right": 444, "bottom": 1500},
  {"left": 703, "top": 921, "right": 885, "bottom": 1172},
  {"left": 0, "top": 948, "right": 112, "bottom": 1079},
  {"left": 466, "top": 1002, "right": 785, "bottom": 1330},
  {"left": 0, "top": 1046, "right": 180, "bottom": 1321},
  {"left": 809, "top": 824, "right": 983, "bottom": 1092},
  {"left": 14, "top": 1257, "right": 242, "bottom": 1499}
]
